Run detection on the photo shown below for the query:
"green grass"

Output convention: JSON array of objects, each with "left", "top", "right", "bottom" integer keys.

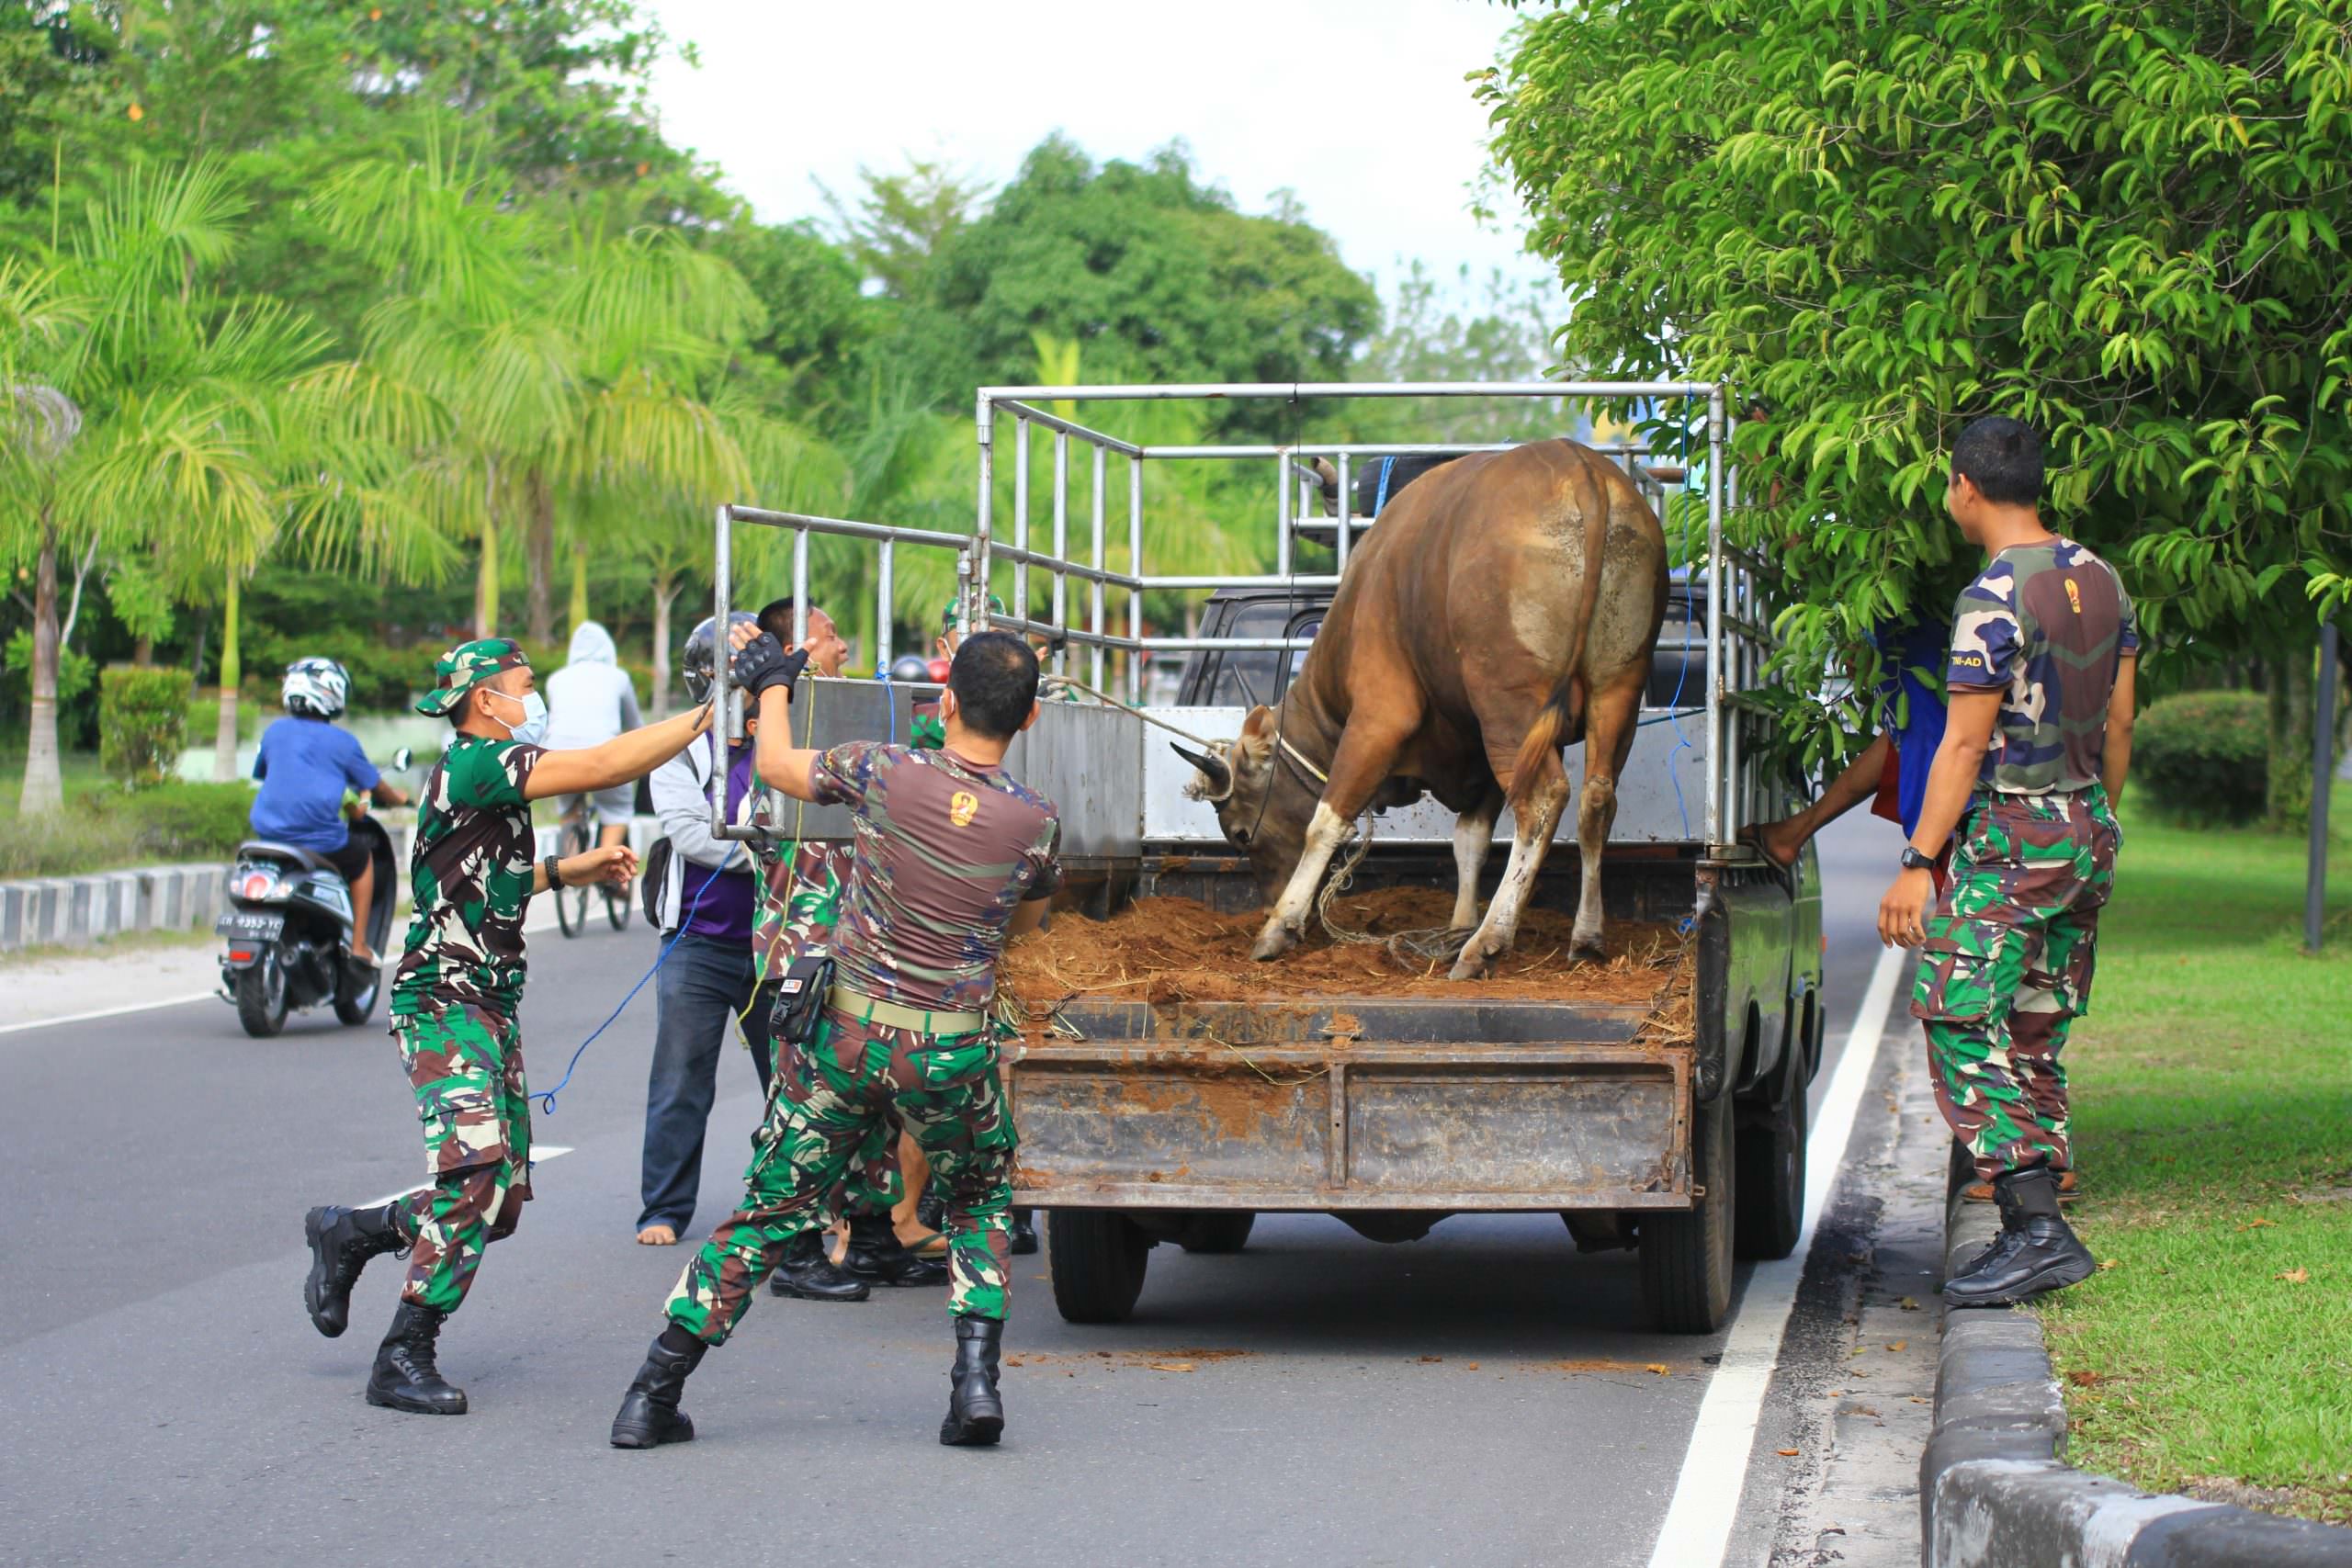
[
  {"left": 0, "top": 752, "right": 256, "bottom": 878},
  {"left": 2038, "top": 780, "right": 2352, "bottom": 1524}
]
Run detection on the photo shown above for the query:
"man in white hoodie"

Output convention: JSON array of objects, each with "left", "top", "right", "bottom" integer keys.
[{"left": 545, "top": 621, "right": 644, "bottom": 851}]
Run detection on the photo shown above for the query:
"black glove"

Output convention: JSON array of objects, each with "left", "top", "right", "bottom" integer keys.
[{"left": 730, "top": 632, "right": 809, "bottom": 699}]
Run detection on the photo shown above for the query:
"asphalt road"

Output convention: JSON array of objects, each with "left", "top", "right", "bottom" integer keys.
[{"left": 2, "top": 811, "right": 1917, "bottom": 1568}]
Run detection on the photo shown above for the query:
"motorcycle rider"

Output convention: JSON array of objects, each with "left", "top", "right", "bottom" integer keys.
[{"left": 250, "top": 659, "right": 408, "bottom": 964}]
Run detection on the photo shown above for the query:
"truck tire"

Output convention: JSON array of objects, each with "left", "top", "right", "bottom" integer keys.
[
  {"left": 1048, "top": 1210, "right": 1150, "bottom": 1324},
  {"left": 1640, "top": 1092, "right": 1736, "bottom": 1333},
  {"left": 1179, "top": 1212, "right": 1256, "bottom": 1254},
  {"left": 234, "top": 952, "right": 289, "bottom": 1039},
  {"left": 1733, "top": 1081, "right": 1807, "bottom": 1261}
]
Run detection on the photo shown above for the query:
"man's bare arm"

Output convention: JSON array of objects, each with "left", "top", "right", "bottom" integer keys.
[
  {"left": 526, "top": 705, "right": 710, "bottom": 801},
  {"left": 750, "top": 686, "right": 824, "bottom": 800},
  {"left": 2102, "top": 654, "right": 2137, "bottom": 806}
]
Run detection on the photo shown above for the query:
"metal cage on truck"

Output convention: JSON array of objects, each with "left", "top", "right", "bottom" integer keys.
[{"left": 705, "top": 381, "right": 1822, "bottom": 1336}]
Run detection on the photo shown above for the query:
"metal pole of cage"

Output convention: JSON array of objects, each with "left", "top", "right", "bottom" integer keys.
[
  {"left": 1336, "top": 453, "right": 1352, "bottom": 574},
  {"left": 971, "top": 395, "right": 993, "bottom": 640},
  {"left": 1275, "top": 448, "right": 1294, "bottom": 578},
  {"left": 790, "top": 526, "right": 809, "bottom": 648},
  {"left": 876, "top": 539, "right": 894, "bottom": 673},
  {"left": 1052, "top": 431, "right": 1069, "bottom": 677},
  {"left": 708, "top": 505, "right": 732, "bottom": 838},
  {"left": 1091, "top": 444, "right": 1106, "bottom": 693},
  {"left": 1706, "top": 386, "right": 1726, "bottom": 850},
  {"left": 1012, "top": 418, "right": 1030, "bottom": 626},
  {"left": 1127, "top": 455, "right": 1144, "bottom": 704}
]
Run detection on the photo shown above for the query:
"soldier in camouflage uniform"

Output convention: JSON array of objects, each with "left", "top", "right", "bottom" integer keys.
[
  {"left": 299, "top": 637, "right": 712, "bottom": 1416},
  {"left": 612, "top": 628, "right": 1059, "bottom": 1451},
  {"left": 1877, "top": 418, "right": 2139, "bottom": 1308}
]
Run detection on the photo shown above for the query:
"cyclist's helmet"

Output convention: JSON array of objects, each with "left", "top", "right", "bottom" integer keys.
[
  {"left": 282, "top": 657, "right": 351, "bottom": 719},
  {"left": 681, "top": 612, "right": 762, "bottom": 705}
]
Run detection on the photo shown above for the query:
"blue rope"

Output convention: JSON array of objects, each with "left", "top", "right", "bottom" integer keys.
[
  {"left": 1373, "top": 455, "right": 1395, "bottom": 515},
  {"left": 533, "top": 836, "right": 741, "bottom": 1116}
]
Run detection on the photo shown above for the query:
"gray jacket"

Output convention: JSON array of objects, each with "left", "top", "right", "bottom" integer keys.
[{"left": 646, "top": 731, "right": 755, "bottom": 931}]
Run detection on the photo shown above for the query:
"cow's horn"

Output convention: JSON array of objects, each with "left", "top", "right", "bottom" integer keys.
[{"left": 1170, "top": 741, "right": 1234, "bottom": 801}]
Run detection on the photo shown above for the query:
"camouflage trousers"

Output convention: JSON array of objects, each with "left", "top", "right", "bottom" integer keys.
[
  {"left": 1911, "top": 786, "right": 2119, "bottom": 1183},
  {"left": 752, "top": 979, "right": 902, "bottom": 1223},
  {"left": 667, "top": 1006, "right": 1016, "bottom": 1344},
  {"left": 392, "top": 1007, "right": 532, "bottom": 1313}
]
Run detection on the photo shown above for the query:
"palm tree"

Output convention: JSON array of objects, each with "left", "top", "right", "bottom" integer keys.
[
  {"left": 314, "top": 129, "right": 773, "bottom": 656},
  {"left": 3, "top": 163, "right": 339, "bottom": 806}
]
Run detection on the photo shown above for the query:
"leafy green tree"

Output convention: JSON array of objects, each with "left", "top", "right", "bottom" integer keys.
[
  {"left": 915, "top": 137, "right": 1381, "bottom": 426},
  {"left": 1485, "top": 0, "right": 2352, "bottom": 768}
]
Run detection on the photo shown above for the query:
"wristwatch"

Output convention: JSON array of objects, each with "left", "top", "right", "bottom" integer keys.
[
  {"left": 1899, "top": 845, "right": 1937, "bottom": 873},
  {"left": 544, "top": 853, "right": 563, "bottom": 889}
]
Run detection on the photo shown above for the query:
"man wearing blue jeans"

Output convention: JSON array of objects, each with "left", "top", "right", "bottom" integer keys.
[{"left": 636, "top": 601, "right": 849, "bottom": 1247}]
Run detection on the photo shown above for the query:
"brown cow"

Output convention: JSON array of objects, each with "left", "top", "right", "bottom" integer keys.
[{"left": 1173, "top": 438, "right": 1667, "bottom": 979}]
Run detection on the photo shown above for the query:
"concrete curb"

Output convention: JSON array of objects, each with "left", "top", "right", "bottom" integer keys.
[
  {"left": 0, "top": 863, "right": 225, "bottom": 953},
  {"left": 1924, "top": 1168, "right": 2352, "bottom": 1566},
  {"left": 0, "top": 816, "right": 663, "bottom": 954}
]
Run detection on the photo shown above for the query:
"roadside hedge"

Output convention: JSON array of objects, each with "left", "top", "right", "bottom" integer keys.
[
  {"left": 2132, "top": 692, "right": 2268, "bottom": 824},
  {"left": 99, "top": 666, "right": 190, "bottom": 788},
  {"left": 0, "top": 779, "right": 253, "bottom": 879}
]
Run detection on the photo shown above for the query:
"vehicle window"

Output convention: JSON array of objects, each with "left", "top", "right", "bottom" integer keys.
[{"left": 1199, "top": 601, "right": 1296, "bottom": 708}]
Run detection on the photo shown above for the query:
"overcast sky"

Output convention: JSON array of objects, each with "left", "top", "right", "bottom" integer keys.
[{"left": 643, "top": 0, "right": 1550, "bottom": 308}]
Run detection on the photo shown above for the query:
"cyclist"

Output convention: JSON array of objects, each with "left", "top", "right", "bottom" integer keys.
[
  {"left": 250, "top": 658, "right": 409, "bottom": 964},
  {"left": 545, "top": 620, "right": 644, "bottom": 852}
]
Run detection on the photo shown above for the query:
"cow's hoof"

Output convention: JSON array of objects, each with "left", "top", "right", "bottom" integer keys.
[
  {"left": 1569, "top": 941, "right": 1607, "bottom": 964},
  {"left": 1447, "top": 948, "right": 1495, "bottom": 982},
  {"left": 1250, "top": 924, "right": 1299, "bottom": 962}
]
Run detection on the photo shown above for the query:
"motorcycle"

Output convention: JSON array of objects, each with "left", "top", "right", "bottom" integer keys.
[{"left": 216, "top": 748, "right": 411, "bottom": 1038}]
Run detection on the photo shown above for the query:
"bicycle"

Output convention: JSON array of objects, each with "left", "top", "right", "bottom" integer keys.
[{"left": 554, "top": 802, "right": 633, "bottom": 937}]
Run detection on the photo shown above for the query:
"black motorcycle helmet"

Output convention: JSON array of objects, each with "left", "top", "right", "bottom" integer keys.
[
  {"left": 887, "top": 653, "right": 933, "bottom": 683},
  {"left": 681, "top": 611, "right": 762, "bottom": 705}
]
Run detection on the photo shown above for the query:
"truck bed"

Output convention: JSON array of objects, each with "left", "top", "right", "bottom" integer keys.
[{"left": 1002, "top": 872, "right": 1700, "bottom": 1213}]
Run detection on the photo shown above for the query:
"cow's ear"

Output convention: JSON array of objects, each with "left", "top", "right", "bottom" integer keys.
[
  {"left": 1239, "top": 705, "right": 1274, "bottom": 740},
  {"left": 1233, "top": 709, "right": 1274, "bottom": 775}
]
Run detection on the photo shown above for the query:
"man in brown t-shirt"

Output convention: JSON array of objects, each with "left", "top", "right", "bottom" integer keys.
[{"left": 611, "top": 629, "right": 1059, "bottom": 1452}]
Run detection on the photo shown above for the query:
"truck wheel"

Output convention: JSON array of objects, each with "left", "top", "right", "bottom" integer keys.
[
  {"left": 1048, "top": 1210, "right": 1150, "bottom": 1324},
  {"left": 1179, "top": 1212, "right": 1256, "bottom": 1254},
  {"left": 234, "top": 952, "right": 289, "bottom": 1039},
  {"left": 1733, "top": 1083, "right": 1807, "bottom": 1261},
  {"left": 1640, "top": 1092, "right": 1736, "bottom": 1333}
]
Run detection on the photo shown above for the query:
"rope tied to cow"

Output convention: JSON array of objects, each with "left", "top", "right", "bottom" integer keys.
[{"left": 1310, "top": 813, "right": 1472, "bottom": 966}]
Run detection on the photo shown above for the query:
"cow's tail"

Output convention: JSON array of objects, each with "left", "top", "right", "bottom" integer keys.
[
  {"left": 1505, "top": 446, "right": 1614, "bottom": 811},
  {"left": 1507, "top": 667, "right": 1586, "bottom": 811}
]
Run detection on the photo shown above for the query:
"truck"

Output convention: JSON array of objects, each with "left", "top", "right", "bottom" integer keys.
[{"left": 708, "top": 379, "right": 1823, "bottom": 1337}]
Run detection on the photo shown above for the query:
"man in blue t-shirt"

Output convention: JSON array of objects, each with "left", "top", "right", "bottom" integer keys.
[
  {"left": 1747, "top": 620, "right": 1953, "bottom": 883},
  {"left": 251, "top": 658, "right": 410, "bottom": 961}
]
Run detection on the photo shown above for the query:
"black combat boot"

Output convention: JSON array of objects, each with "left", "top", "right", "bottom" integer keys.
[
  {"left": 1007, "top": 1208, "right": 1039, "bottom": 1258},
  {"left": 1943, "top": 1166, "right": 2096, "bottom": 1307},
  {"left": 939, "top": 1313, "right": 1004, "bottom": 1447},
  {"left": 304, "top": 1203, "right": 407, "bottom": 1338},
  {"left": 843, "top": 1213, "right": 948, "bottom": 1288},
  {"left": 610, "top": 1327, "right": 707, "bottom": 1449},
  {"left": 768, "top": 1230, "right": 872, "bottom": 1303},
  {"left": 365, "top": 1302, "right": 467, "bottom": 1415}
]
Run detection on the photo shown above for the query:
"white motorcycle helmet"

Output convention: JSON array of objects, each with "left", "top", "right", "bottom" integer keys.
[{"left": 282, "top": 657, "right": 352, "bottom": 720}]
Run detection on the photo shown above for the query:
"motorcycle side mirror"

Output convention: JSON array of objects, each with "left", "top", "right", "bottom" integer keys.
[{"left": 390, "top": 747, "right": 413, "bottom": 772}]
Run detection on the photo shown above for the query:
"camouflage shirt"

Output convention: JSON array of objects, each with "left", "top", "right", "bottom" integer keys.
[
  {"left": 809, "top": 740, "right": 1061, "bottom": 1012},
  {"left": 390, "top": 735, "right": 545, "bottom": 1022},
  {"left": 749, "top": 787, "right": 850, "bottom": 982},
  {"left": 1945, "top": 537, "right": 2137, "bottom": 795}
]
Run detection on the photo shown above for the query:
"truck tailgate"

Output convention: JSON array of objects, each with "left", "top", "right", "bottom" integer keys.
[{"left": 1007, "top": 998, "right": 1694, "bottom": 1212}]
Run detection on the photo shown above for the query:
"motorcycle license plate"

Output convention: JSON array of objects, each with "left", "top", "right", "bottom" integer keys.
[{"left": 215, "top": 910, "right": 285, "bottom": 943}]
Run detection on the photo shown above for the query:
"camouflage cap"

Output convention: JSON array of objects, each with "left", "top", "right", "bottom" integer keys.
[
  {"left": 414, "top": 637, "right": 530, "bottom": 716},
  {"left": 940, "top": 593, "right": 1008, "bottom": 634}
]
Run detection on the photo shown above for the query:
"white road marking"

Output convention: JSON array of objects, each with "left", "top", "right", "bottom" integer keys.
[
  {"left": 1643, "top": 940, "right": 1911, "bottom": 1568},
  {"left": 356, "top": 1145, "right": 574, "bottom": 1210},
  {"left": 0, "top": 900, "right": 573, "bottom": 1040}
]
